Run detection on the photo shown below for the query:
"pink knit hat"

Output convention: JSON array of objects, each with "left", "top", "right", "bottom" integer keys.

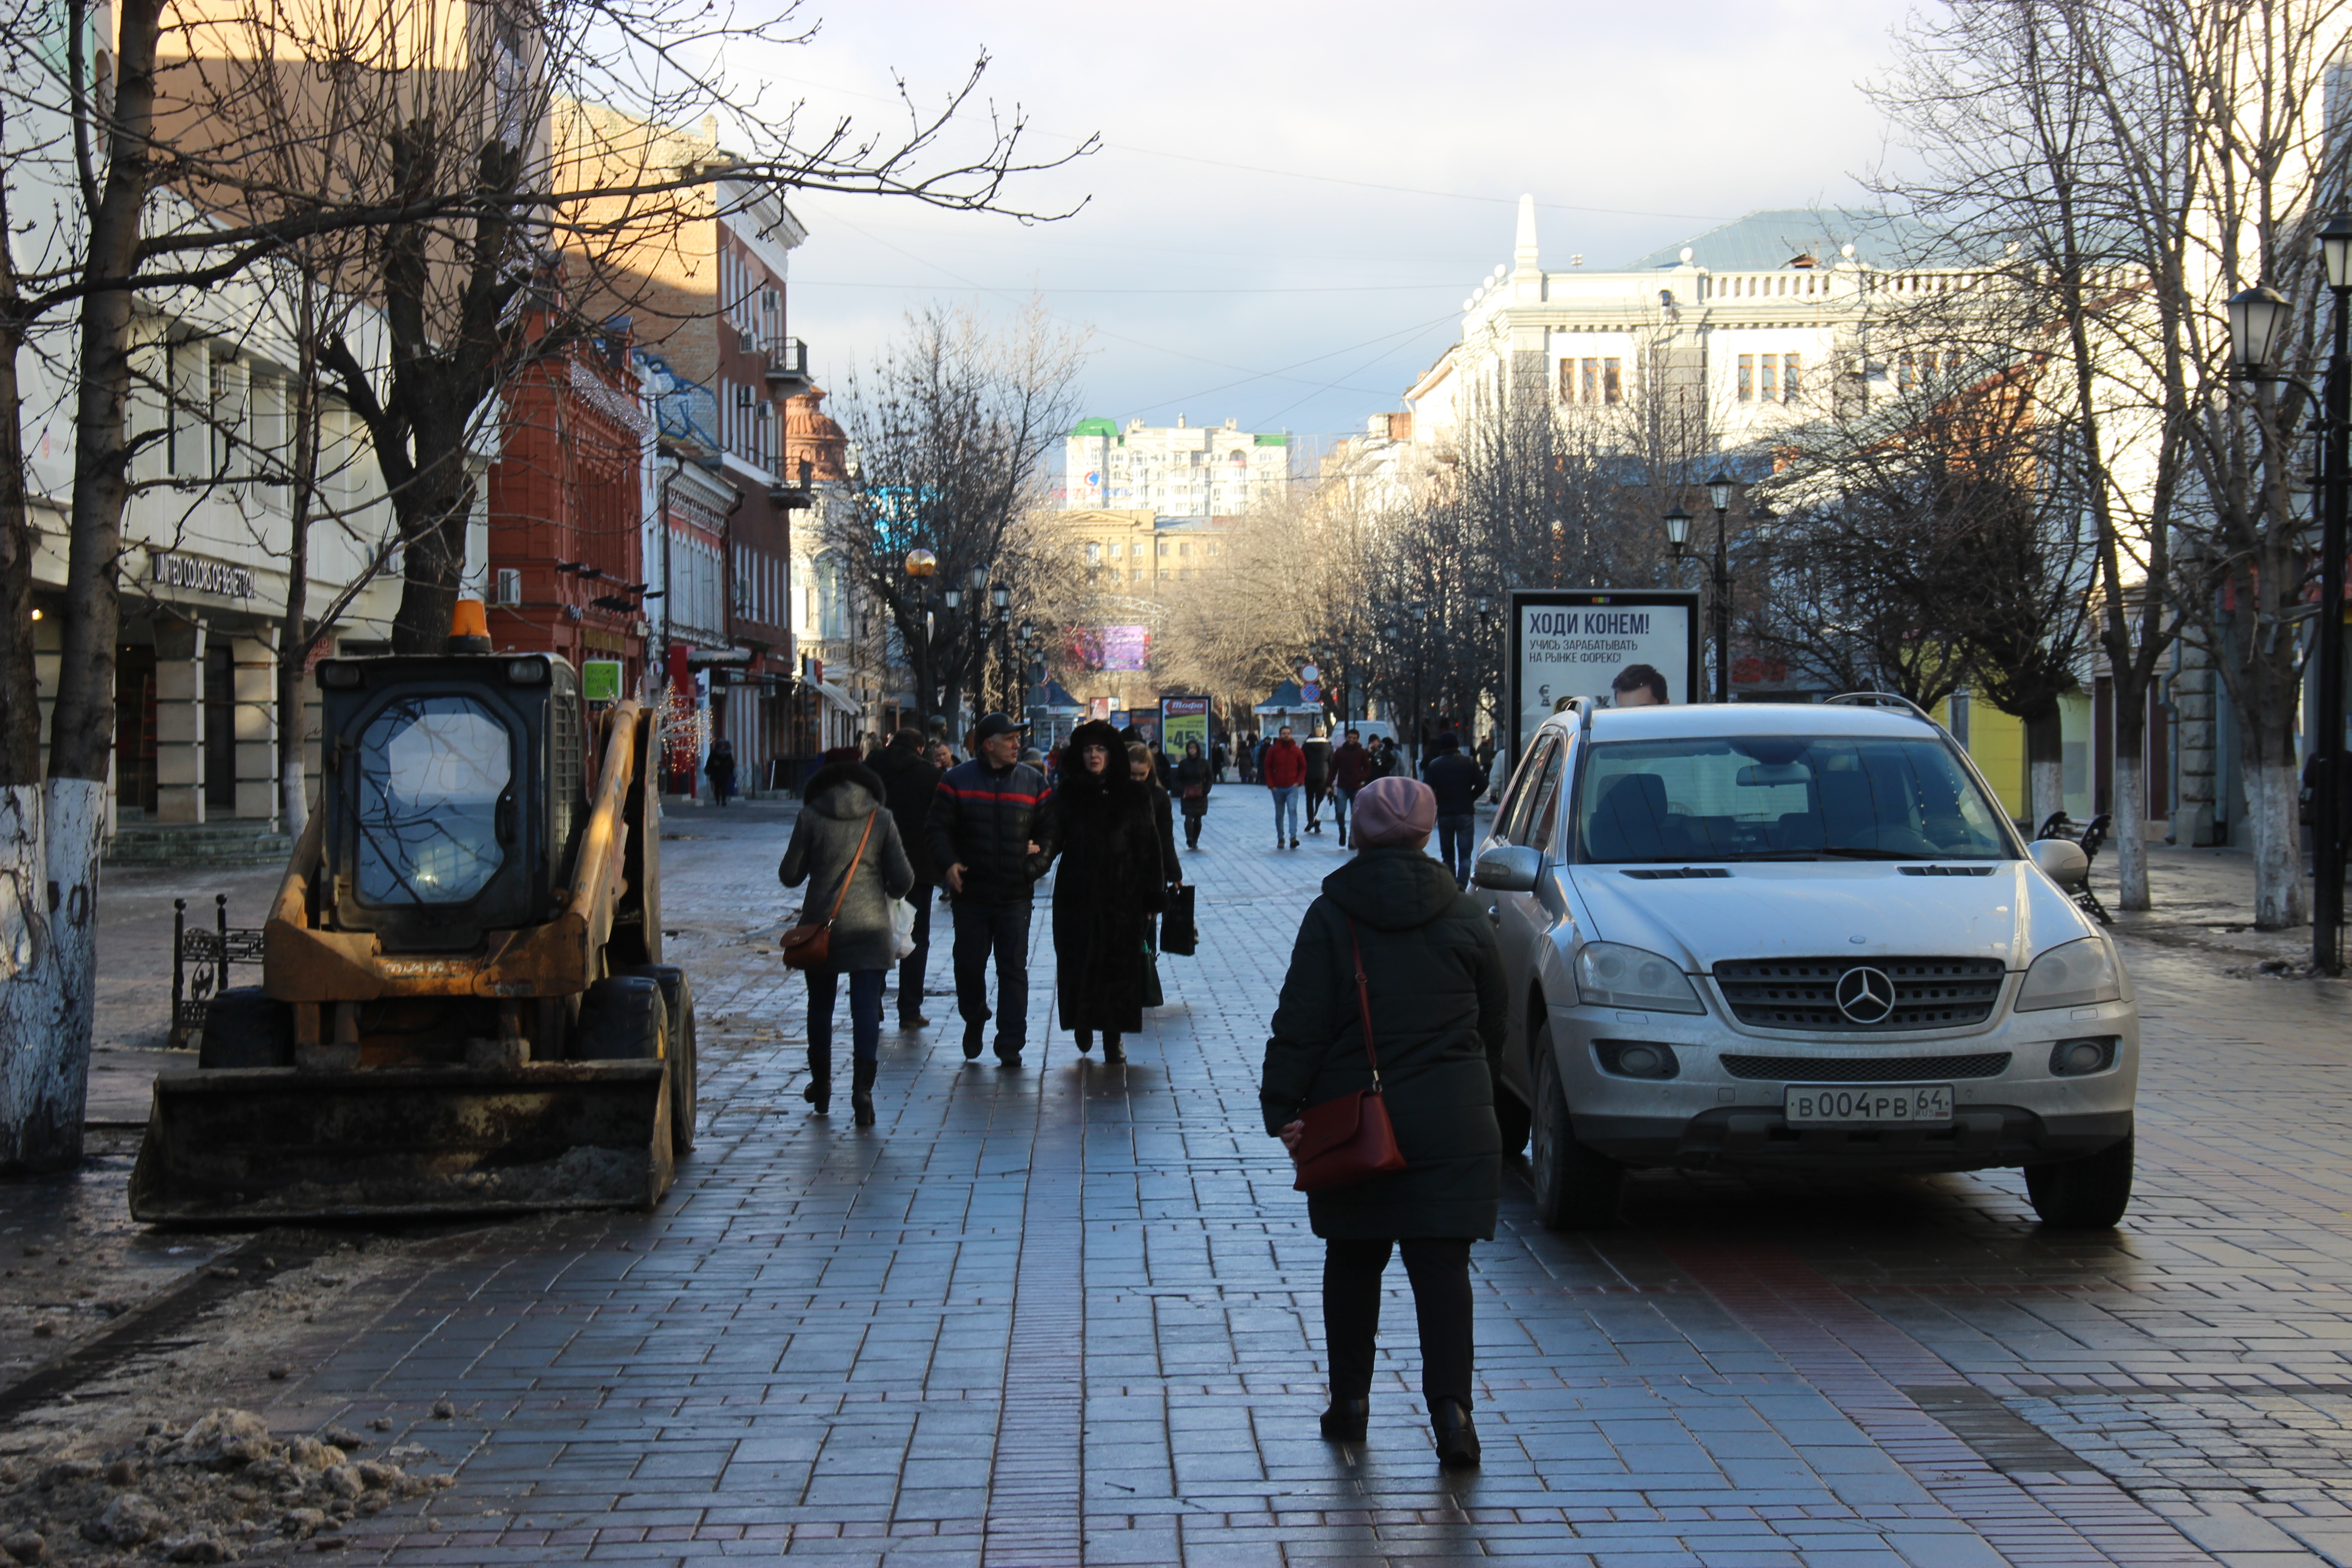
[{"left": 1352, "top": 776, "right": 1437, "bottom": 848}]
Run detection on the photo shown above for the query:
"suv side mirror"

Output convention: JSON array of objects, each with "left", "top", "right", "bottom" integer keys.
[
  {"left": 2028, "top": 838, "right": 2089, "bottom": 888},
  {"left": 1473, "top": 844, "right": 1543, "bottom": 892}
]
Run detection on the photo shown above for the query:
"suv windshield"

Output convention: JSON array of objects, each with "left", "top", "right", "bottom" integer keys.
[
  {"left": 353, "top": 696, "right": 512, "bottom": 904},
  {"left": 1577, "top": 734, "right": 2010, "bottom": 863}
]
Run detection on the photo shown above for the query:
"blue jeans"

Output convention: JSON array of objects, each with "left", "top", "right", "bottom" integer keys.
[
  {"left": 1271, "top": 785, "right": 1302, "bottom": 841},
  {"left": 1436, "top": 813, "right": 1475, "bottom": 885},
  {"left": 951, "top": 898, "right": 1032, "bottom": 1050},
  {"left": 1333, "top": 786, "right": 1355, "bottom": 838},
  {"left": 807, "top": 967, "right": 885, "bottom": 1067},
  {"left": 897, "top": 882, "right": 933, "bottom": 1022}
]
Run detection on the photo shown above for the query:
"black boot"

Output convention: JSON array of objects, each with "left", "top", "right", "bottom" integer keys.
[
  {"left": 851, "top": 1058, "right": 877, "bottom": 1128},
  {"left": 1102, "top": 1034, "right": 1126, "bottom": 1064},
  {"left": 1075, "top": 1029, "right": 1093, "bottom": 1055},
  {"left": 802, "top": 1046, "right": 830, "bottom": 1115},
  {"left": 1430, "top": 1398, "right": 1480, "bottom": 1470},
  {"left": 1320, "top": 1397, "right": 1368, "bottom": 1442},
  {"left": 963, "top": 1021, "right": 985, "bottom": 1061}
]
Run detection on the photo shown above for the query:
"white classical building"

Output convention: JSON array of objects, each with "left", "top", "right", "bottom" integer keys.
[
  {"left": 1405, "top": 197, "right": 1986, "bottom": 458},
  {"left": 1059, "top": 415, "right": 1291, "bottom": 517}
]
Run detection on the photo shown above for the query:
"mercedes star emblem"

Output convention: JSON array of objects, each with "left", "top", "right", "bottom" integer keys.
[{"left": 1834, "top": 965, "right": 1897, "bottom": 1025}]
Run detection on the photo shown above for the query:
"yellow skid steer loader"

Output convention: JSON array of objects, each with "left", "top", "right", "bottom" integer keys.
[{"left": 131, "top": 619, "right": 697, "bottom": 1223}]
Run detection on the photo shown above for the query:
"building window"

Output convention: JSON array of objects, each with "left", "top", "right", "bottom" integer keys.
[
  {"left": 1158, "top": 568, "right": 1170, "bottom": 580},
  {"left": 1178, "top": 541, "right": 1191, "bottom": 557},
  {"left": 1132, "top": 541, "right": 1145, "bottom": 557},
  {"left": 1898, "top": 352, "right": 1914, "bottom": 393},
  {"left": 1603, "top": 358, "right": 1622, "bottom": 404},
  {"left": 1157, "top": 540, "right": 1169, "bottom": 556},
  {"left": 1783, "top": 354, "right": 1802, "bottom": 399},
  {"left": 1130, "top": 568, "right": 1143, "bottom": 581},
  {"left": 1760, "top": 356, "right": 1778, "bottom": 402},
  {"left": 1581, "top": 358, "right": 1599, "bottom": 403},
  {"left": 1558, "top": 358, "right": 1576, "bottom": 402},
  {"left": 1085, "top": 541, "right": 1100, "bottom": 563},
  {"left": 1737, "top": 355, "right": 1754, "bottom": 402}
]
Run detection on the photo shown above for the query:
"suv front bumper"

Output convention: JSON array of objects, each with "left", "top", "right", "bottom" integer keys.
[{"left": 1550, "top": 996, "right": 2138, "bottom": 1173}]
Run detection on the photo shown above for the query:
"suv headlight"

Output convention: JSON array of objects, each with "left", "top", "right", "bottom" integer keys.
[
  {"left": 1574, "top": 942, "right": 1705, "bottom": 1014},
  {"left": 2015, "top": 937, "right": 2123, "bottom": 1011}
]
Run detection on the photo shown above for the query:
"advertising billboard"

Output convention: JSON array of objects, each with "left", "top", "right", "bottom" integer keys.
[
  {"left": 1101, "top": 625, "right": 1150, "bottom": 671},
  {"left": 1507, "top": 589, "right": 1700, "bottom": 765},
  {"left": 1161, "top": 696, "right": 1211, "bottom": 757}
]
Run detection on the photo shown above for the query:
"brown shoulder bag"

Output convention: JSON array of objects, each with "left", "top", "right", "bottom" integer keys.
[
  {"left": 1289, "top": 916, "right": 1408, "bottom": 1193},
  {"left": 782, "top": 814, "right": 875, "bottom": 971}
]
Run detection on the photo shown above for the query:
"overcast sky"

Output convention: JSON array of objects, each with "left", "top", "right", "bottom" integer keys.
[{"left": 766, "top": 0, "right": 1919, "bottom": 452}]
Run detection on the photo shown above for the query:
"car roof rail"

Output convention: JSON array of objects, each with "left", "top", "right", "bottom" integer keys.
[
  {"left": 1558, "top": 694, "right": 1595, "bottom": 734},
  {"left": 1823, "top": 691, "right": 1936, "bottom": 723}
]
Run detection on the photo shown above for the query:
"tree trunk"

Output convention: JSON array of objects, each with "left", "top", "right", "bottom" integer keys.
[
  {"left": 9, "top": 0, "right": 167, "bottom": 1172},
  {"left": 0, "top": 246, "right": 58, "bottom": 1097},
  {"left": 2026, "top": 708, "right": 2065, "bottom": 831},
  {"left": 386, "top": 452, "right": 473, "bottom": 656},
  {"left": 276, "top": 291, "right": 323, "bottom": 837},
  {"left": 2246, "top": 714, "right": 2308, "bottom": 931},
  {"left": 2111, "top": 713, "right": 2151, "bottom": 913}
]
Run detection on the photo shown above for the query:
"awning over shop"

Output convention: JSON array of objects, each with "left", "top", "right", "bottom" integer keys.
[
  {"left": 1253, "top": 679, "right": 1321, "bottom": 716},
  {"left": 806, "top": 679, "right": 859, "bottom": 715}
]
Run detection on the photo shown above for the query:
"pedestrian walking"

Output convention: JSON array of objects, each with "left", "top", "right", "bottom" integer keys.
[
  {"left": 703, "top": 737, "right": 736, "bottom": 807},
  {"left": 1261, "top": 775, "right": 1506, "bottom": 1470},
  {"left": 1330, "top": 727, "right": 1372, "bottom": 848},
  {"left": 779, "top": 757, "right": 917, "bottom": 1127},
  {"left": 1262, "top": 724, "right": 1307, "bottom": 848},
  {"left": 1133, "top": 741, "right": 1181, "bottom": 883},
  {"left": 868, "top": 728, "right": 942, "bottom": 1030},
  {"left": 1212, "top": 738, "right": 1230, "bottom": 783},
  {"left": 1420, "top": 732, "right": 1485, "bottom": 887},
  {"left": 1175, "top": 740, "right": 1215, "bottom": 850},
  {"left": 929, "top": 739, "right": 956, "bottom": 772},
  {"left": 927, "top": 712, "right": 1051, "bottom": 1067},
  {"left": 1303, "top": 729, "right": 1333, "bottom": 835},
  {"left": 1034, "top": 721, "right": 1168, "bottom": 1065}
]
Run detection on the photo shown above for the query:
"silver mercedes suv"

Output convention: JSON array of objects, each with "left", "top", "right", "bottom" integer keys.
[{"left": 1473, "top": 694, "right": 2137, "bottom": 1230}]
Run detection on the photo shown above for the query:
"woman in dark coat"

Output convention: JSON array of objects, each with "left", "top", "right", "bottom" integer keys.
[
  {"left": 703, "top": 738, "right": 736, "bottom": 806},
  {"left": 1038, "top": 720, "right": 1167, "bottom": 1064},
  {"left": 779, "top": 760, "right": 916, "bottom": 1127},
  {"left": 1173, "top": 740, "right": 1214, "bottom": 850},
  {"left": 1260, "top": 775, "right": 1506, "bottom": 1470}
]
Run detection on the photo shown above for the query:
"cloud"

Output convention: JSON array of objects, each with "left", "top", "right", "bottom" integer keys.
[{"left": 756, "top": 0, "right": 1913, "bottom": 442}]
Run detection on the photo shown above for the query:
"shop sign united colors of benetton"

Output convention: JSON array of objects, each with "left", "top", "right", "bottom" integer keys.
[{"left": 149, "top": 550, "right": 257, "bottom": 599}]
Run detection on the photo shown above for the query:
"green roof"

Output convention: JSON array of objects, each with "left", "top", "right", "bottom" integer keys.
[
  {"left": 1253, "top": 433, "right": 1289, "bottom": 447},
  {"left": 1070, "top": 417, "right": 1118, "bottom": 439}
]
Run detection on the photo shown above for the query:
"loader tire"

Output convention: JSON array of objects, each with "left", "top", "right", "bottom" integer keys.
[
  {"left": 576, "top": 976, "right": 667, "bottom": 1061},
  {"left": 618, "top": 965, "right": 697, "bottom": 1156},
  {"left": 196, "top": 986, "right": 294, "bottom": 1069}
]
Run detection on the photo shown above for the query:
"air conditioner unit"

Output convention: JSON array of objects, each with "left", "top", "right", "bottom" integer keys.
[{"left": 737, "top": 329, "right": 757, "bottom": 354}]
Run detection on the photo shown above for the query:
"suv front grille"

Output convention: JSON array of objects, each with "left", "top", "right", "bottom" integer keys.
[
  {"left": 1721, "top": 1052, "right": 2011, "bottom": 1082},
  {"left": 1712, "top": 957, "right": 2006, "bottom": 1031}
]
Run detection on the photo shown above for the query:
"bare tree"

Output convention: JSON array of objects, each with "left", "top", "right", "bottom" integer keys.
[{"left": 828, "top": 302, "right": 1087, "bottom": 728}]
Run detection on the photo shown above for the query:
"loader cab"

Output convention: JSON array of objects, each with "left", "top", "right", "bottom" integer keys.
[{"left": 315, "top": 652, "right": 588, "bottom": 952}]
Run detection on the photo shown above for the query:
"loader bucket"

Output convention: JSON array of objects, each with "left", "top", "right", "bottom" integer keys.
[{"left": 128, "top": 1061, "right": 675, "bottom": 1225}]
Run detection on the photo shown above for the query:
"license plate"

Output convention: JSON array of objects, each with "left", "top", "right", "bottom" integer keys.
[{"left": 1784, "top": 1084, "right": 1954, "bottom": 1126}]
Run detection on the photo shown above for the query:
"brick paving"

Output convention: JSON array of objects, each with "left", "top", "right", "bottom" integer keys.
[{"left": 161, "top": 798, "right": 2352, "bottom": 1564}]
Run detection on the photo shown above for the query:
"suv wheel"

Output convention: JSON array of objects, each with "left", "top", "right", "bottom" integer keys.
[
  {"left": 2023, "top": 1133, "right": 2133, "bottom": 1228},
  {"left": 1528, "top": 1023, "right": 1622, "bottom": 1229},
  {"left": 1494, "top": 1088, "right": 1531, "bottom": 1158}
]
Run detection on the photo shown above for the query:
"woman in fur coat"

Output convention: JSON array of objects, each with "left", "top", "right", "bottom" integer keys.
[{"left": 1037, "top": 720, "right": 1168, "bottom": 1063}]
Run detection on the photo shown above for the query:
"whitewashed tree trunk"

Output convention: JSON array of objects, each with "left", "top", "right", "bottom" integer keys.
[
  {"left": 2252, "top": 761, "right": 2308, "bottom": 930},
  {"left": 0, "top": 779, "right": 102, "bottom": 1171},
  {"left": 0, "top": 787, "right": 46, "bottom": 987},
  {"left": 281, "top": 758, "right": 309, "bottom": 838},
  {"left": 2113, "top": 754, "right": 2151, "bottom": 912},
  {"left": 2030, "top": 758, "right": 2065, "bottom": 833}
]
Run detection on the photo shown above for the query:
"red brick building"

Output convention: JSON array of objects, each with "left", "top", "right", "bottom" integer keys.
[{"left": 485, "top": 306, "right": 650, "bottom": 685}]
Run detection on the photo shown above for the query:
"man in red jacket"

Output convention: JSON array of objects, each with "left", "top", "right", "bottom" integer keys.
[{"left": 1263, "top": 724, "right": 1307, "bottom": 848}]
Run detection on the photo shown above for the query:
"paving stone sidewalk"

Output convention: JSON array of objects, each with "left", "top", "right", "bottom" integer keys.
[{"left": 92, "top": 797, "right": 2352, "bottom": 1565}]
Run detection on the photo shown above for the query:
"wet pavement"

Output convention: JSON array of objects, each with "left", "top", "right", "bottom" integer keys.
[{"left": 17, "top": 796, "right": 2352, "bottom": 1563}]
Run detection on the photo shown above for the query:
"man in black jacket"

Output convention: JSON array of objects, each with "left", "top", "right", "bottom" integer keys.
[
  {"left": 926, "top": 712, "right": 1050, "bottom": 1065},
  {"left": 1420, "top": 731, "right": 1486, "bottom": 887},
  {"left": 869, "top": 729, "right": 943, "bottom": 1030}
]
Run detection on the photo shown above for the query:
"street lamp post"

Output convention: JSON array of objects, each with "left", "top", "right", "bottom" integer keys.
[
  {"left": 1706, "top": 469, "right": 1736, "bottom": 704},
  {"left": 2227, "top": 216, "right": 2352, "bottom": 974}
]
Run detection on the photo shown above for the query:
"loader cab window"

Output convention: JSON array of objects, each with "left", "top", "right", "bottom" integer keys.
[{"left": 353, "top": 696, "right": 513, "bottom": 905}]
